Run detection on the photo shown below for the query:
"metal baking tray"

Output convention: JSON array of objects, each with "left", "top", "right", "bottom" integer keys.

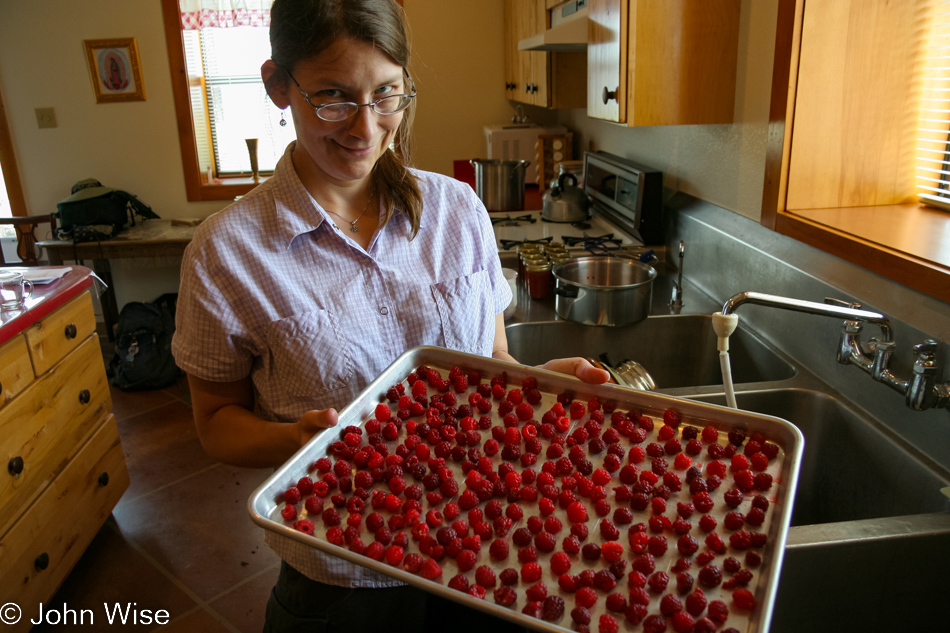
[{"left": 249, "top": 346, "right": 804, "bottom": 633}]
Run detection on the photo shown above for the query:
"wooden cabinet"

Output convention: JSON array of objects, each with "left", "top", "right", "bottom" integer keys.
[
  {"left": 588, "top": 0, "right": 740, "bottom": 126},
  {"left": 504, "top": 0, "right": 586, "bottom": 109},
  {"left": 0, "top": 282, "right": 128, "bottom": 632}
]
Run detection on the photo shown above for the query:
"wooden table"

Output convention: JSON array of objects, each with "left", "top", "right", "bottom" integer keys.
[{"left": 38, "top": 220, "right": 197, "bottom": 340}]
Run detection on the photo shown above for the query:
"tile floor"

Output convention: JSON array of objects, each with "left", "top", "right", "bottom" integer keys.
[{"left": 32, "top": 339, "right": 281, "bottom": 633}]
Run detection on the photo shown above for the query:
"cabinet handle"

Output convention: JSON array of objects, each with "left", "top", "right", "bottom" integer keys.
[
  {"left": 531, "top": 84, "right": 539, "bottom": 94},
  {"left": 8, "top": 456, "right": 24, "bottom": 477},
  {"left": 35, "top": 552, "right": 50, "bottom": 571},
  {"left": 525, "top": 83, "right": 531, "bottom": 93},
  {"left": 65, "top": 323, "right": 77, "bottom": 339},
  {"left": 98, "top": 472, "right": 110, "bottom": 487},
  {"left": 79, "top": 389, "right": 91, "bottom": 404},
  {"left": 602, "top": 87, "right": 618, "bottom": 104}
]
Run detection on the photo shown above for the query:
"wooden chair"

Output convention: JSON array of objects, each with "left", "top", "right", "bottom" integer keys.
[{"left": 0, "top": 214, "right": 57, "bottom": 266}]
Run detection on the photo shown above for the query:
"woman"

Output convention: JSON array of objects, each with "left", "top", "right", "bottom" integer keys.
[{"left": 171, "top": 0, "right": 608, "bottom": 630}]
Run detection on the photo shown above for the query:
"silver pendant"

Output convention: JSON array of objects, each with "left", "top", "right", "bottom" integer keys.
[{"left": 350, "top": 223, "right": 359, "bottom": 233}]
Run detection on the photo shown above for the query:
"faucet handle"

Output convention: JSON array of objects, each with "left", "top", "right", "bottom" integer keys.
[{"left": 913, "top": 340, "right": 938, "bottom": 371}]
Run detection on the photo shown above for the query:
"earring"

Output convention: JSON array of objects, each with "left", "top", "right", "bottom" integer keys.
[{"left": 279, "top": 110, "right": 287, "bottom": 127}]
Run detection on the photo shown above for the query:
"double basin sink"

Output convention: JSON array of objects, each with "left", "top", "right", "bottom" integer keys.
[{"left": 502, "top": 252, "right": 950, "bottom": 631}]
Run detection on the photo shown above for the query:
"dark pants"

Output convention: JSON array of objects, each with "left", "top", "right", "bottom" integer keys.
[{"left": 264, "top": 562, "right": 529, "bottom": 633}]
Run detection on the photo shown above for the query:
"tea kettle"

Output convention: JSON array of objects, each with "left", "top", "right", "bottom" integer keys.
[{"left": 541, "top": 173, "right": 590, "bottom": 223}]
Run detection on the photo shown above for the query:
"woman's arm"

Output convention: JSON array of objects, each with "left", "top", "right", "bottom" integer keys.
[
  {"left": 492, "top": 314, "right": 609, "bottom": 384},
  {"left": 188, "top": 373, "right": 338, "bottom": 468}
]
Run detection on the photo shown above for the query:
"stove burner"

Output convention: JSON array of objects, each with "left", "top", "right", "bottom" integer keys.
[
  {"left": 499, "top": 236, "right": 554, "bottom": 251},
  {"left": 560, "top": 234, "right": 627, "bottom": 255},
  {"left": 490, "top": 214, "right": 538, "bottom": 227},
  {"left": 561, "top": 234, "right": 615, "bottom": 246}
]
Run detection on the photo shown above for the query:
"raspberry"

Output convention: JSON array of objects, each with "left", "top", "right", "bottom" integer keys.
[
  {"left": 494, "top": 586, "right": 517, "bottom": 606},
  {"left": 602, "top": 541, "right": 624, "bottom": 563},
  {"left": 698, "top": 514, "right": 717, "bottom": 532},
  {"left": 420, "top": 558, "right": 442, "bottom": 579},
  {"left": 676, "top": 571, "right": 694, "bottom": 594},
  {"left": 745, "top": 550, "right": 763, "bottom": 567},
  {"left": 754, "top": 472, "right": 774, "bottom": 491},
  {"left": 698, "top": 565, "right": 722, "bottom": 588},
  {"left": 707, "top": 600, "right": 729, "bottom": 623},
  {"left": 521, "top": 562, "right": 543, "bottom": 583},
  {"left": 535, "top": 531, "right": 556, "bottom": 553},
  {"left": 489, "top": 538, "right": 509, "bottom": 560},
  {"left": 475, "top": 565, "right": 497, "bottom": 588},
  {"left": 685, "top": 589, "right": 707, "bottom": 616},
  {"left": 567, "top": 501, "right": 589, "bottom": 523},
  {"left": 304, "top": 496, "right": 324, "bottom": 516},
  {"left": 600, "top": 519, "right": 620, "bottom": 541},
  {"left": 499, "top": 567, "right": 518, "bottom": 585},
  {"left": 546, "top": 551, "right": 570, "bottom": 575},
  {"left": 661, "top": 593, "right": 683, "bottom": 616},
  {"left": 293, "top": 519, "right": 314, "bottom": 535},
  {"left": 724, "top": 511, "right": 745, "bottom": 530},
  {"left": 635, "top": 614, "right": 665, "bottom": 633},
  {"left": 456, "top": 549, "right": 477, "bottom": 571},
  {"left": 648, "top": 571, "right": 670, "bottom": 593},
  {"left": 598, "top": 613, "right": 620, "bottom": 633},
  {"left": 525, "top": 581, "right": 548, "bottom": 602},
  {"left": 571, "top": 606, "right": 592, "bottom": 625},
  {"left": 672, "top": 612, "right": 695, "bottom": 633},
  {"left": 375, "top": 403, "right": 392, "bottom": 421},
  {"left": 625, "top": 603, "right": 648, "bottom": 626},
  {"left": 723, "top": 556, "right": 741, "bottom": 573},
  {"left": 593, "top": 570, "right": 617, "bottom": 592},
  {"left": 575, "top": 586, "right": 598, "bottom": 608}
]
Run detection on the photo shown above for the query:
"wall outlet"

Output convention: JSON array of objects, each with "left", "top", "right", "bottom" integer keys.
[{"left": 35, "top": 107, "right": 57, "bottom": 129}]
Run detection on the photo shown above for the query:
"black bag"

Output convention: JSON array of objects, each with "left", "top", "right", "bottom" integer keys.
[
  {"left": 55, "top": 179, "right": 159, "bottom": 242},
  {"left": 109, "top": 294, "right": 181, "bottom": 391}
]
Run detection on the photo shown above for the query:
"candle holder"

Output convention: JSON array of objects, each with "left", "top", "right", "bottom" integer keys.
[{"left": 245, "top": 138, "right": 260, "bottom": 183}]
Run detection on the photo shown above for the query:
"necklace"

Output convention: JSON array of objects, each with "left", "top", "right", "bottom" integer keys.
[{"left": 328, "top": 184, "right": 376, "bottom": 233}]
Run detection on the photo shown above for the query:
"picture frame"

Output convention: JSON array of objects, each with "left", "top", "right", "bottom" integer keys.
[{"left": 83, "top": 38, "right": 146, "bottom": 103}]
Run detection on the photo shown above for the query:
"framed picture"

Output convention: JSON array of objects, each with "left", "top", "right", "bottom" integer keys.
[{"left": 83, "top": 38, "right": 146, "bottom": 103}]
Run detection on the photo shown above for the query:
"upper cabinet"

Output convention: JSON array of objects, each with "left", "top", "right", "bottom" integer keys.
[
  {"left": 504, "top": 0, "right": 587, "bottom": 108},
  {"left": 589, "top": 0, "right": 739, "bottom": 126}
]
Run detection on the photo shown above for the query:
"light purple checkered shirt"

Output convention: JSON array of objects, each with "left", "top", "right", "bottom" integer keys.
[{"left": 172, "top": 143, "right": 510, "bottom": 587}]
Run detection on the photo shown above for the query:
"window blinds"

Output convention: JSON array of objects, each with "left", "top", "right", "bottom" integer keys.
[{"left": 918, "top": 1, "right": 950, "bottom": 211}]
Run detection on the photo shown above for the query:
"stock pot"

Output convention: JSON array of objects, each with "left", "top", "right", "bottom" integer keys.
[
  {"left": 470, "top": 159, "right": 530, "bottom": 211},
  {"left": 552, "top": 256, "right": 656, "bottom": 327}
]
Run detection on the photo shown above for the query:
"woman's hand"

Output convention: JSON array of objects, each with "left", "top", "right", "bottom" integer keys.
[
  {"left": 537, "top": 357, "right": 611, "bottom": 385},
  {"left": 296, "top": 408, "right": 339, "bottom": 448}
]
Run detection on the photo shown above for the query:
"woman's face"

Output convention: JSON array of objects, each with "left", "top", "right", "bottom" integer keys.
[{"left": 283, "top": 37, "right": 407, "bottom": 188}]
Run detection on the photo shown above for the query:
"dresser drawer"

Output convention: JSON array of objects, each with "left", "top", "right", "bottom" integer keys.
[
  {"left": 24, "top": 290, "right": 96, "bottom": 376},
  {"left": 0, "top": 334, "right": 111, "bottom": 537},
  {"left": 0, "top": 335, "right": 33, "bottom": 408},
  {"left": 0, "top": 414, "right": 128, "bottom": 629}
]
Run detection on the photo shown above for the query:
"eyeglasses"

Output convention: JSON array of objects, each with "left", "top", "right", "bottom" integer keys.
[{"left": 284, "top": 68, "right": 417, "bottom": 122}]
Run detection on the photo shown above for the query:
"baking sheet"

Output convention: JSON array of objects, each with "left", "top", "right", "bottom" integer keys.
[{"left": 249, "top": 346, "right": 804, "bottom": 632}]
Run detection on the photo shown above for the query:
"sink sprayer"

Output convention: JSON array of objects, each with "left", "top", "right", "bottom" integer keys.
[{"left": 712, "top": 291, "right": 950, "bottom": 412}]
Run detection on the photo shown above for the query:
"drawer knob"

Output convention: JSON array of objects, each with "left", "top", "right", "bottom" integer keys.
[
  {"left": 98, "top": 472, "right": 110, "bottom": 487},
  {"left": 8, "top": 456, "right": 24, "bottom": 477},
  {"left": 65, "top": 323, "right": 78, "bottom": 339},
  {"left": 35, "top": 552, "right": 50, "bottom": 571},
  {"left": 79, "top": 389, "right": 91, "bottom": 404}
]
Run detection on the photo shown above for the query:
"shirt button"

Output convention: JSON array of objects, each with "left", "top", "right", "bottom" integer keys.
[{"left": 379, "top": 306, "right": 389, "bottom": 315}]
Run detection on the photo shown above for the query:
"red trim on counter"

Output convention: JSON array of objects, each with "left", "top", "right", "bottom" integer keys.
[{"left": 0, "top": 267, "right": 95, "bottom": 346}]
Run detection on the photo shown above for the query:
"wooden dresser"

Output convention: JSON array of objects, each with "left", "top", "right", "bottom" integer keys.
[{"left": 0, "top": 267, "right": 128, "bottom": 630}]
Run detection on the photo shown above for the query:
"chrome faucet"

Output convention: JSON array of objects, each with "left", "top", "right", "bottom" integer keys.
[
  {"left": 670, "top": 241, "right": 685, "bottom": 314},
  {"left": 721, "top": 291, "right": 949, "bottom": 412}
]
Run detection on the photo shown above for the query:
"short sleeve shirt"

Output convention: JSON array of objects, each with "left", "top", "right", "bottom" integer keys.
[{"left": 172, "top": 143, "right": 511, "bottom": 586}]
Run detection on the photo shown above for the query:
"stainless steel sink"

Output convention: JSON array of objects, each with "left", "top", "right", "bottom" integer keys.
[
  {"left": 689, "top": 389, "right": 950, "bottom": 525},
  {"left": 687, "top": 389, "right": 950, "bottom": 632},
  {"left": 505, "top": 315, "right": 796, "bottom": 389}
]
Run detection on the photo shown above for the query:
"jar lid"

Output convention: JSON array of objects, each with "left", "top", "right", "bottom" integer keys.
[{"left": 524, "top": 261, "right": 552, "bottom": 272}]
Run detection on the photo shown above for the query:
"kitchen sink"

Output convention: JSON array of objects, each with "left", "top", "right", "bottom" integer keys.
[
  {"left": 689, "top": 389, "right": 950, "bottom": 525},
  {"left": 505, "top": 315, "right": 795, "bottom": 389},
  {"left": 688, "top": 389, "right": 950, "bottom": 632}
]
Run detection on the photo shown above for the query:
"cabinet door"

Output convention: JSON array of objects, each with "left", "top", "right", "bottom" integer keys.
[
  {"left": 526, "top": 0, "right": 549, "bottom": 107},
  {"left": 588, "top": 0, "right": 626, "bottom": 122},
  {"left": 503, "top": 0, "right": 520, "bottom": 99}
]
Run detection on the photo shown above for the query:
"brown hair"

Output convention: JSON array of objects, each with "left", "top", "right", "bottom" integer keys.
[{"left": 268, "top": 0, "right": 423, "bottom": 238}]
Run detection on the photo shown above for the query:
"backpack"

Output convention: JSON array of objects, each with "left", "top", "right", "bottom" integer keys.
[
  {"left": 55, "top": 179, "right": 160, "bottom": 243},
  {"left": 109, "top": 294, "right": 181, "bottom": 391}
]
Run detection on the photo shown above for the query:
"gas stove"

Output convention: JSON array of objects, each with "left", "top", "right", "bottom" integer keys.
[{"left": 490, "top": 211, "right": 640, "bottom": 252}]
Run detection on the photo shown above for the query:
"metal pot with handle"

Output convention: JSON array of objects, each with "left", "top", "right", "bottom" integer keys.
[
  {"left": 470, "top": 159, "right": 530, "bottom": 211},
  {"left": 541, "top": 172, "right": 589, "bottom": 223},
  {"left": 552, "top": 256, "right": 656, "bottom": 326}
]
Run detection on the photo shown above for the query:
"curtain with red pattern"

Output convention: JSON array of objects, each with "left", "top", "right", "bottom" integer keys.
[{"left": 179, "top": 0, "right": 272, "bottom": 30}]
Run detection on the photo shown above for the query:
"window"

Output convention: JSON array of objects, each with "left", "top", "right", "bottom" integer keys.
[
  {"left": 0, "top": 86, "right": 27, "bottom": 236},
  {"left": 916, "top": 0, "right": 950, "bottom": 211},
  {"left": 162, "top": 0, "right": 292, "bottom": 201}
]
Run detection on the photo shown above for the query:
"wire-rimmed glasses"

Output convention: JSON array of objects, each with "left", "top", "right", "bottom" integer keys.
[{"left": 284, "top": 67, "right": 416, "bottom": 122}]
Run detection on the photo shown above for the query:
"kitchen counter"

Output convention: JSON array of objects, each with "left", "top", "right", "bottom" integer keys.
[{"left": 0, "top": 266, "right": 96, "bottom": 345}]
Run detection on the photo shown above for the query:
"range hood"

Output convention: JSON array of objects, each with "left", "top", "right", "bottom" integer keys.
[{"left": 518, "top": 1, "right": 588, "bottom": 52}]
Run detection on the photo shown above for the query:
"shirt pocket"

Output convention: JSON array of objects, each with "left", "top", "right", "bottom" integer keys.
[
  {"left": 430, "top": 270, "right": 495, "bottom": 357},
  {"left": 263, "top": 309, "right": 353, "bottom": 397}
]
